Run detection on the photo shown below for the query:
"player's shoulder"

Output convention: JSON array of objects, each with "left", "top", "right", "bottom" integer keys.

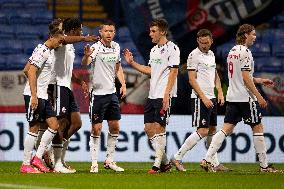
[
  {"left": 111, "top": 41, "right": 120, "bottom": 47},
  {"left": 33, "top": 44, "right": 50, "bottom": 56},
  {"left": 167, "top": 41, "right": 180, "bottom": 52}
]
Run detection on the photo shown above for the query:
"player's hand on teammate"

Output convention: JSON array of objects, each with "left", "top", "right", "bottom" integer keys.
[
  {"left": 261, "top": 78, "right": 275, "bottom": 88},
  {"left": 257, "top": 95, "right": 267, "bottom": 109},
  {"left": 201, "top": 96, "right": 214, "bottom": 109},
  {"left": 84, "top": 44, "right": 94, "bottom": 57},
  {"left": 123, "top": 49, "right": 134, "bottom": 64},
  {"left": 81, "top": 81, "right": 89, "bottom": 98},
  {"left": 30, "top": 95, "right": 38, "bottom": 110},
  {"left": 84, "top": 35, "right": 100, "bottom": 42},
  {"left": 218, "top": 92, "right": 225, "bottom": 106},
  {"left": 120, "top": 84, "right": 126, "bottom": 98}
]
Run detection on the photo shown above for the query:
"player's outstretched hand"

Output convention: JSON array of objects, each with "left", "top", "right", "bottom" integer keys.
[
  {"left": 84, "top": 44, "right": 94, "bottom": 57},
  {"left": 202, "top": 96, "right": 214, "bottom": 109},
  {"left": 84, "top": 35, "right": 100, "bottom": 42},
  {"left": 123, "top": 48, "right": 134, "bottom": 64},
  {"left": 162, "top": 94, "right": 170, "bottom": 111},
  {"left": 261, "top": 78, "right": 275, "bottom": 88}
]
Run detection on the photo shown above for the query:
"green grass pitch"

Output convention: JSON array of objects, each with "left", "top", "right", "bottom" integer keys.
[{"left": 0, "top": 162, "right": 284, "bottom": 189}]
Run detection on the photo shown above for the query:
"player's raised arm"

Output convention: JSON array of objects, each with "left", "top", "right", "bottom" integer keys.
[
  {"left": 81, "top": 44, "right": 94, "bottom": 66},
  {"left": 253, "top": 77, "right": 275, "bottom": 88},
  {"left": 123, "top": 48, "right": 151, "bottom": 75},
  {"left": 63, "top": 35, "right": 100, "bottom": 44}
]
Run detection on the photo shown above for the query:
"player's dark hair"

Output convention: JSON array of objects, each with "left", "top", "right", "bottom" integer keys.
[
  {"left": 99, "top": 19, "right": 116, "bottom": 29},
  {"left": 49, "top": 18, "right": 63, "bottom": 33},
  {"left": 150, "top": 19, "right": 168, "bottom": 34},
  {"left": 63, "top": 18, "right": 82, "bottom": 33},
  {"left": 197, "top": 29, "right": 212, "bottom": 39},
  {"left": 236, "top": 24, "right": 255, "bottom": 45}
]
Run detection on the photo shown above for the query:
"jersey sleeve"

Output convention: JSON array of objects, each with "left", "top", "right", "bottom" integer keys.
[
  {"left": 240, "top": 48, "right": 252, "bottom": 71},
  {"left": 116, "top": 44, "right": 121, "bottom": 63},
  {"left": 29, "top": 44, "right": 50, "bottom": 68},
  {"left": 187, "top": 51, "right": 198, "bottom": 70},
  {"left": 168, "top": 45, "right": 180, "bottom": 68}
]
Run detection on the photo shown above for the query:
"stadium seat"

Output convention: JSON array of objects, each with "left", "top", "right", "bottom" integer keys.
[
  {"left": 82, "top": 26, "right": 92, "bottom": 36},
  {"left": 74, "top": 42, "right": 87, "bottom": 56},
  {"left": 0, "top": 40, "right": 23, "bottom": 54},
  {"left": 37, "top": 24, "right": 49, "bottom": 39},
  {"left": 6, "top": 54, "right": 29, "bottom": 70},
  {"left": 255, "top": 57, "right": 283, "bottom": 72},
  {"left": 0, "top": 0, "right": 23, "bottom": 9},
  {"left": 0, "top": 13, "right": 8, "bottom": 24},
  {"left": 0, "top": 55, "right": 7, "bottom": 70},
  {"left": 0, "top": 24, "right": 15, "bottom": 39},
  {"left": 272, "top": 43, "right": 284, "bottom": 57},
  {"left": 33, "top": 11, "right": 53, "bottom": 24},
  {"left": 24, "top": 0, "right": 47, "bottom": 10},
  {"left": 216, "top": 42, "right": 234, "bottom": 58},
  {"left": 259, "top": 29, "right": 275, "bottom": 43},
  {"left": 8, "top": 12, "right": 32, "bottom": 25},
  {"left": 117, "top": 27, "right": 131, "bottom": 42},
  {"left": 251, "top": 42, "right": 271, "bottom": 57},
  {"left": 14, "top": 24, "right": 41, "bottom": 39},
  {"left": 22, "top": 39, "right": 43, "bottom": 55}
]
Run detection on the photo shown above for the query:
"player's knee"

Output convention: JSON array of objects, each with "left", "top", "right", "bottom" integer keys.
[
  {"left": 197, "top": 128, "right": 209, "bottom": 137},
  {"left": 72, "top": 119, "right": 82, "bottom": 130},
  {"left": 208, "top": 126, "right": 217, "bottom": 134}
]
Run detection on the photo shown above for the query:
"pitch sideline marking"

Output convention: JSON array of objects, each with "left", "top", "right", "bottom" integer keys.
[{"left": 0, "top": 183, "right": 65, "bottom": 189}]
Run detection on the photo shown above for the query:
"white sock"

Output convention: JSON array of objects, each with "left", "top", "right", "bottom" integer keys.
[
  {"left": 160, "top": 133, "right": 169, "bottom": 164},
  {"left": 106, "top": 132, "right": 118, "bottom": 163},
  {"left": 23, "top": 132, "right": 38, "bottom": 165},
  {"left": 61, "top": 138, "right": 70, "bottom": 163},
  {"left": 205, "top": 133, "right": 220, "bottom": 167},
  {"left": 204, "top": 130, "right": 226, "bottom": 162},
  {"left": 174, "top": 132, "right": 202, "bottom": 160},
  {"left": 253, "top": 133, "right": 268, "bottom": 168},
  {"left": 35, "top": 128, "right": 57, "bottom": 158},
  {"left": 89, "top": 135, "right": 100, "bottom": 166},
  {"left": 153, "top": 133, "right": 166, "bottom": 168},
  {"left": 53, "top": 144, "right": 63, "bottom": 167},
  {"left": 35, "top": 129, "right": 45, "bottom": 150}
]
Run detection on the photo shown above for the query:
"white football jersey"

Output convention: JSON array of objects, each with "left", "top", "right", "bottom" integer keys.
[
  {"left": 187, "top": 48, "right": 216, "bottom": 99},
  {"left": 90, "top": 41, "right": 121, "bottom": 95},
  {"left": 148, "top": 41, "right": 180, "bottom": 99},
  {"left": 23, "top": 44, "right": 53, "bottom": 100},
  {"left": 50, "top": 44, "right": 75, "bottom": 89},
  {"left": 226, "top": 45, "right": 257, "bottom": 102}
]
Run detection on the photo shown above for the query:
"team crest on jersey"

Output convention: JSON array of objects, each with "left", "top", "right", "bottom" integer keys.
[{"left": 160, "top": 48, "right": 165, "bottom": 54}]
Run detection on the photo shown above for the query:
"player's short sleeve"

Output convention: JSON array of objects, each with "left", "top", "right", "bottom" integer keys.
[
  {"left": 29, "top": 44, "right": 50, "bottom": 68},
  {"left": 90, "top": 43, "right": 99, "bottom": 62},
  {"left": 148, "top": 49, "right": 154, "bottom": 66},
  {"left": 168, "top": 44, "right": 180, "bottom": 68},
  {"left": 116, "top": 43, "right": 121, "bottom": 63},
  {"left": 240, "top": 48, "right": 252, "bottom": 71},
  {"left": 187, "top": 51, "right": 198, "bottom": 70}
]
